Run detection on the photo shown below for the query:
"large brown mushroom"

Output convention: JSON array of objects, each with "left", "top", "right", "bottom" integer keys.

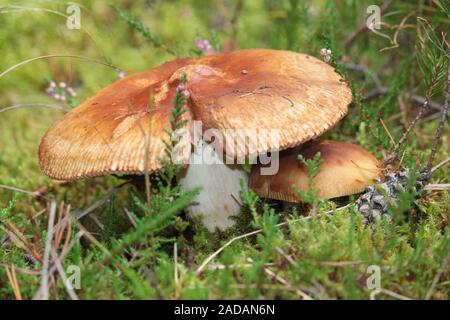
[
  {"left": 249, "top": 140, "right": 382, "bottom": 203},
  {"left": 39, "top": 49, "right": 352, "bottom": 230}
]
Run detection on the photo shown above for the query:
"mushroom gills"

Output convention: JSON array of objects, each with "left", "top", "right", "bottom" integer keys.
[{"left": 178, "top": 140, "right": 248, "bottom": 231}]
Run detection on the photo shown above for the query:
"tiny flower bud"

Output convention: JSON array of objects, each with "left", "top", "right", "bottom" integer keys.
[
  {"left": 195, "top": 38, "right": 214, "bottom": 55},
  {"left": 176, "top": 82, "right": 186, "bottom": 92},
  {"left": 320, "top": 48, "right": 332, "bottom": 63},
  {"left": 67, "top": 87, "right": 77, "bottom": 97}
]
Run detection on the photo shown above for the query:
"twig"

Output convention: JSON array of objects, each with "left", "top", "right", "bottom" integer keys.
[
  {"left": 430, "top": 157, "right": 450, "bottom": 176},
  {"left": 0, "top": 184, "right": 45, "bottom": 198},
  {"left": 35, "top": 201, "right": 57, "bottom": 300},
  {"left": 409, "top": 95, "right": 443, "bottom": 112},
  {"left": 425, "top": 252, "right": 450, "bottom": 300},
  {"left": 423, "top": 184, "right": 449, "bottom": 191},
  {"left": 275, "top": 246, "right": 296, "bottom": 266},
  {"left": 51, "top": 248, "right": 79, "bottom": 300},
  {"left": 89, "top": 215, "right": 104, "bottom": 231}
]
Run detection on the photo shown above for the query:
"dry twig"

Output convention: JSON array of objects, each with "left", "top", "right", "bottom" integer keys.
[{"left": 34, "top": 201, "right": 57, "bottom": 300}]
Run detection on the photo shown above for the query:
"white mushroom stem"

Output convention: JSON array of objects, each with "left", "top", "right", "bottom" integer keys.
[{"left": 178, "top": 141, "right": 248, "bottom": 231}]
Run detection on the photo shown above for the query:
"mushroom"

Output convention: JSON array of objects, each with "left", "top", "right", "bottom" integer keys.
[
  {"left": 39, "top": 57, "right": 195, "bottom": 179},
  {"left": 248, "top": 140, "right": 382, "bottom": 204},
  {"left": 39, "top": 49, "right": 351, "bottom": 231}
]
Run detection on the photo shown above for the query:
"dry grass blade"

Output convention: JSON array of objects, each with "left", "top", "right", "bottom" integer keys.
[
  {"left": 380, "top": 118, "right": 395, "bottom": 146},
  {"left": 5, "top": 264, "right": 23, "bottom": 300},
  {"left": 0, "top": 54, "right": 120, "bottom": 79},
  {"left": 318, "top": 260, "right": 363, "bottom": 267},
  {"left": 174, "top": 242, "right": 179, "bottom": 287},
  {"left": 0, "top": 103, "right": 69, "bottom": 114},
  {"left": 195, "top": 229, "right": 262, "bottom": 275},
  {"left": 124, "top": 208, "right": 138, "bottom": 228},
  {"left": 370, "top": 288, "right": 413, "bottom": 300}
]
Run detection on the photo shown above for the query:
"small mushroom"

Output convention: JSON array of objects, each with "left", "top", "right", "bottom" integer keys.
[
  {"left": 249, "top": 140, "right": 382, "bottom": 203},
  {"left": 39, "top": 49, "right": 352, "bottom": 231}
]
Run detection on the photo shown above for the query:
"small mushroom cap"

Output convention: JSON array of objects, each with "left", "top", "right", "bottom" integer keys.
[
  {"left": 249, "top": 140, "right": 382, "bottom": 202},
  {"left": 188, "top": 49, "right": 352, "bottom": 158},
  {"left": 39, "top": 58, "right": 193, "bottom": 181}
]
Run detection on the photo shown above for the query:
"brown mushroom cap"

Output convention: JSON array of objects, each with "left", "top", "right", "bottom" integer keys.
[
  {"left": 249, "top": 140, "right": 382, "bottom": 202},
  {"left": 39, "top": 49, "right": 351, "bottom": 181},
  {"left": 39, "top": 58, "right": 194, "bottom": 180},
  {"left": 189, "top": 49, "right": 352, "bottom": 158}
]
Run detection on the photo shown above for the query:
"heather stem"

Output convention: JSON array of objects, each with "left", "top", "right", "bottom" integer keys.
[{"left": 425, "top": 57, "right": 450, "bottom": 173}]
